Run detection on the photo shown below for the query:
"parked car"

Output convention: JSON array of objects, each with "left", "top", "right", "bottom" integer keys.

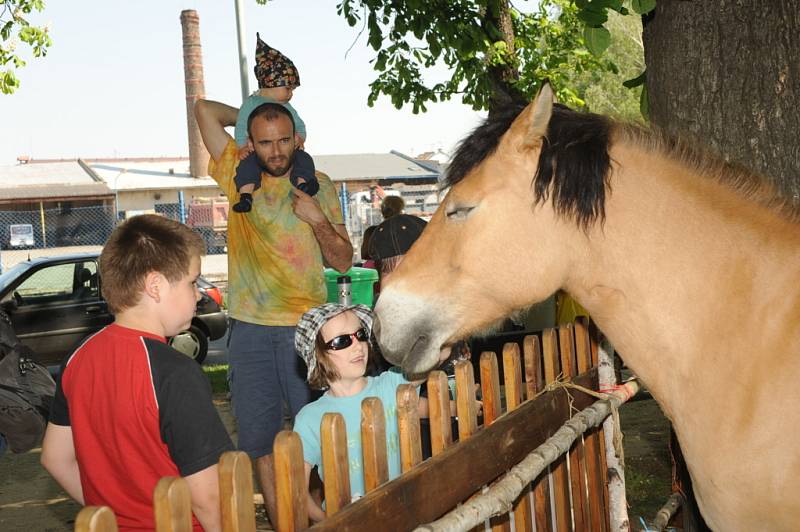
[
  {"left": 0, "top": 253, "right": 226, "bottom": 366},
  {"left": 8, "top": 224, "right": 35, "bottom": 249}
]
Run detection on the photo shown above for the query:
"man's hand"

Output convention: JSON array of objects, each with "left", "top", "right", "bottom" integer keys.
[
  {"left": 237, "top": 144, "right": 254, "bottom": 161},
  {"left": 291, "top": 188, "right": 326, "bottom": 227}
]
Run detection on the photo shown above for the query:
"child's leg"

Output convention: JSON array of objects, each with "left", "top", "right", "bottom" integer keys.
[
  {"left": 233, "top": 152, "right": 263, "bottom": 213},
  {"left": 290, "top": 150, "right": 319, "bottom": 196}
]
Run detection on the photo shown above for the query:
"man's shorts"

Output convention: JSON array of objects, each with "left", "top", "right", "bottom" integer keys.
[{"left": 227, "top": 320, "right": 313, "bottom": 458}]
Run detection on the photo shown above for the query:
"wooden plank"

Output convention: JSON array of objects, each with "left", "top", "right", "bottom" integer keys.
[
  {"left": 153, "top": 477, "right": 193, "bottom": 532},
  {"left": 543, "top": 328, "right": 572, "bottom": 532},
  {"left": 321, "top": 413, "right": 351, "bottom": 516},
  {"left": 503, "top": 343, "right": 533, "bottom": 532},
  {"left": 588, "top": 321, "right": 612, "bottom": 532},
  {"left": 273, "top": 432, "right": 309, "bottom": 532},
  {"left": 523, "top": 335, "right": 541, "bottom": 402},
  {"left": 219, "top": 451, "right": 257, "bottom": 532},
  {"left": 575, "top": 317, "right": 608, "bottom": 532},
  {"left": 361, "top": 397, "right": 389, "bottom": 493},
  {"left": 480, "top": 351, "right": 511, "bottom": 532},
  {"left": 455, "top": 360, "right": 478, "bottom": 439},
  {"left": 427, "top": 370, "right": 453, "bottom": 456},
  {"left": 480, "top": 352, "right": 502, "bottom": 425},
  {"left": 396, "top": 384, "right": 423, "bottom": 473},
  {"left": 308, "top": 369, "right": 599, "bottom": 532},
  {"left": 524, "top": 335, "right": 551, "bottom": 532},
  {"left": 75, "top": 506, "right": 118, "bottom": 532},
  {"left": 560, "top": 324, "right": 589, "bottom": 532}
]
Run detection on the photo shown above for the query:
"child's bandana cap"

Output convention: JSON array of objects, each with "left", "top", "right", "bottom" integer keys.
[
  {"left": 254, "top": 33, "right": 300, "bottom": 89},
  {"left": 295, "top": 303, "right": 374, "bottom": 380}
]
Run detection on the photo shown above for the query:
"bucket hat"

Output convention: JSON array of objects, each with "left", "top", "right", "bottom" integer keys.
[
  {"left": 254, "top": 33, "right": 300, "bottom": 89},
  {"left": 295, "top": 303, "right": 373, "bottom": 380}
]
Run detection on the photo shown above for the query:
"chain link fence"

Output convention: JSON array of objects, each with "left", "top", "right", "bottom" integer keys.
[{"left": 0, "top": 202, "right": 230, "bottom": 274}]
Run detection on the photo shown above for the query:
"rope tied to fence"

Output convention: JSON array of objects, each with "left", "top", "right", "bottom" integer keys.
[
  {"left": 414, "top": 378, "right": 641, "bottom": 532},
  {"left": 545, "top": 378, "right": 638, "bottom": 468}
]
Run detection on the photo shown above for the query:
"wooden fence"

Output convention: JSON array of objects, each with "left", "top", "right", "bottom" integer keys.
[{"left": 74, "top": 317, "right": 622, "bottom": 532}]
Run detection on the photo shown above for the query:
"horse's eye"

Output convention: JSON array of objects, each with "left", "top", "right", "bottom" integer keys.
[{"left": 445, "top": 206, "right": 475, "bottom": 220}]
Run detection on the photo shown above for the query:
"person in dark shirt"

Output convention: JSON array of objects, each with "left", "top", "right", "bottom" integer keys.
[{"left": 41, "top": 214, "right": 234, "bottom": 532}]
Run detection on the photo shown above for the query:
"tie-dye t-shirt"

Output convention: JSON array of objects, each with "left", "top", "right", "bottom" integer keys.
[{"left": 209, "top": 139, "right": 344, "bottom": 326}]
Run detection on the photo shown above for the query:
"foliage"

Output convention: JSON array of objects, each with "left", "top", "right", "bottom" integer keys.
[
  {"left": 203, "top": 364, "right": 229, "bottom": 394},
  {"left": 0, "top": 0, "right": 51, "bottom": 94},
  {"left": 570, "top": 9, "right": 645, "bottom": 121},
  {"left": 334, "top": 0, "right": 630, "bottom": 113}
]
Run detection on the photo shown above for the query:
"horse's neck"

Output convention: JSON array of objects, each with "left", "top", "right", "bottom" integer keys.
[{"left": 566, "top": 147, "right": 800, "bottom": 417}]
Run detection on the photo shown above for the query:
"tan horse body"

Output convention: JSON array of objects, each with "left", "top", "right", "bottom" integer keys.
[{"left": 373, "top": 86, "right": 800, "bottom": 530}]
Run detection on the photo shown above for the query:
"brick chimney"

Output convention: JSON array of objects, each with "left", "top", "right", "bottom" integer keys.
[{"left": 180, "top": 10, "right": 210, "bottom": 178}]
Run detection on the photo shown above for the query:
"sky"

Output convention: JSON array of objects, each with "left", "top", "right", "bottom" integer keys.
[{"left": 0, "top": 0, "right": 486, "bottom": 165}]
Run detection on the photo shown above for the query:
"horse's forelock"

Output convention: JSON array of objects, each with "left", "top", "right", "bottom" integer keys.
[{"left": 443, "top": 102, "right": 613, "bottom": 231}]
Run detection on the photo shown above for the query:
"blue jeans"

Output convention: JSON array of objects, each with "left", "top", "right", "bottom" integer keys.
[{"left": 227, "top": 320, "right": 313, "bottom": 458}]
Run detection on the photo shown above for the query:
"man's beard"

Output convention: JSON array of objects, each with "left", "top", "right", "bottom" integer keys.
[{"left": 257, "top": 149, "right": 295, "bottom": 177}]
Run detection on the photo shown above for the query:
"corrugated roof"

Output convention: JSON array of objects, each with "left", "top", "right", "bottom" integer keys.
[
  {"left": 0, "top": 160, "right": 100, "bottom": 186},
  {"left": 89, "top": 160, "right": 220, "bottom": 191},
  {"left": 0, "top": 183, "right": 113, "bottom": 201},
  {"left": 0, "top": 160, "right": 113, "bottom": 201},
  {"left": 314, "top": 153, "right": 439, "bottom": 182}
]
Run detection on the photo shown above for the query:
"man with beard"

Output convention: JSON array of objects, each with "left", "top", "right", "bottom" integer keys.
[{"left": 195, "top": 99, "right": 352, "bottom": 526}]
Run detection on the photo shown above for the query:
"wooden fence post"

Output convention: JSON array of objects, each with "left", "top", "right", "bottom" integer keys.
[
  {"left": 273, "top": 431, "right": 309, "bottom": 532},
  {"left": 524, "top": 334, "right": 552, "bottom": 532},
  {"left": 575, "top": 317, "right": 609, "bottom": 532},
  {"left": 153, "top": 477, "right": 192, "bottom": 532},
  {"left": 219, "top": 451, "right": 256, "bottom": 532},
  {"left": 454, "top": 360, "right": 478, "bottom": 439},
  {"left": 397, "top": 383, "right": 423, "bottom": 472},
  {"left": 481, "top": 351, "right": 512, "bottom": 532},
  {"left": 503, "top": 343, "right": 534, "bottom": 532},
  {"left": 543, "top": 327, "right": 572, "bottom": 532},
  {"left": 361, "top": 397, "right": 389, "bottom": 492},
  {"left": 427, "top": 370, "right": 453, "bottom": 456},
  {"left": 75, "top": 506, "right": 118, "bottom": 532},
  {"left": 321, "top": 412, "right": 351, "bottom": 516},
  {"left": 560, "top": 323, "right": 590, "bottom": 532}
]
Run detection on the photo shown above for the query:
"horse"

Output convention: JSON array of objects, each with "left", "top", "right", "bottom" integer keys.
[{"left": 373, "top": 84, "right": 800, "bottom": 531}]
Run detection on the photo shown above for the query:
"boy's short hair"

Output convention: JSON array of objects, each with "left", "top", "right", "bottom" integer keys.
[
  {"left": 247, "top": 102, "right": 296, "bottom": 139},
  {"left": 100, "top": 214, "right": 205, "bottom": 314}
]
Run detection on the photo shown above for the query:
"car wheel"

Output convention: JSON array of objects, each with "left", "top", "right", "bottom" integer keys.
[{"left": 169, "top": 325, "right": 208, "bottom": 364}]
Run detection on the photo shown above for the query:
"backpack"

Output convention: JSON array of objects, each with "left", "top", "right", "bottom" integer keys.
[{"left": 0, "top": 309, "right": 56, "bottom": 453}]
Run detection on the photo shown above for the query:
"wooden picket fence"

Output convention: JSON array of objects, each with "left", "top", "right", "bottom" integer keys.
[{"left": 74, "top": 317, "right": 616, "bottom": 532}]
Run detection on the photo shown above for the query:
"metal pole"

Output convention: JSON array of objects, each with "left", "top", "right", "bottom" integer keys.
[
  {"left": 234, "top": 0, "right": 250, "bottom": 103},
  {"left": 39, "top": 201, "right": 47, "bottom": 248}
]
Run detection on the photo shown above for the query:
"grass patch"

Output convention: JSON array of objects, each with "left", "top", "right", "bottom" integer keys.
[{"left": 203, "top": 364, "right": 229, "bottom": 394}]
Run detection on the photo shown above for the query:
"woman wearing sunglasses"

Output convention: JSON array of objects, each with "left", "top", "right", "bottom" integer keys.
[{"left": 293, "top": 302, "right": 429, "bottom": 523}]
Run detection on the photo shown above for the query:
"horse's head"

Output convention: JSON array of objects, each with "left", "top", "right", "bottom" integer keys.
[{"left": 375, "top": 84, "right": 609, "bottom": 374}]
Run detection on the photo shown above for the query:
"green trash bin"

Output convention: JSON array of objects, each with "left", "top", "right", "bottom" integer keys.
[{"left": 324, "top": 267, "right": 379, "bottom": 306}]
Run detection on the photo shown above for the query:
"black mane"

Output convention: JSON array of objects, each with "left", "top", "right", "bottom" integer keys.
[{"left": 444, "top": 103, "right": 612, "bottom": 230}]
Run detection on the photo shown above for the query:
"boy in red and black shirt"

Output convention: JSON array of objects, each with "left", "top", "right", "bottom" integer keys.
[{"left": 41, "top": 214, "right": 233, "bottom": 531}]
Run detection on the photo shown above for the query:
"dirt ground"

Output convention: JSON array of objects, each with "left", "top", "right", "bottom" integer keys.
[{"left": 0, "top": 394, "right": 673, "bottom": 531}]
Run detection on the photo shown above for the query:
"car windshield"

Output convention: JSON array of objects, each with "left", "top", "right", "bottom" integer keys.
[{"left": 0, "top": 262, "right": 33, "bottom": 292}]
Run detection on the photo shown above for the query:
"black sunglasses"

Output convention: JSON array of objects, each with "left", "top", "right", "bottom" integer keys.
[{"left": 324, "top": 327, "right": 369, "bottom": 351}]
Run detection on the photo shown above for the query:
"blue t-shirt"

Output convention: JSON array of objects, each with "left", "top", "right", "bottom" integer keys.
[
  {"left": 293, "top": 370, "right": 411, "bottom": 499},
  {"left": 234, "top": 93, "right": 307, "bottom": 146}
]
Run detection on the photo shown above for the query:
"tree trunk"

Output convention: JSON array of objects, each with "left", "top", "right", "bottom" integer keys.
[
  {"left": 484, "top": 0, "right": 527, "bottom": 112},
  {"left": 642, "top": 0, "right": 800, "bottom": 199}
]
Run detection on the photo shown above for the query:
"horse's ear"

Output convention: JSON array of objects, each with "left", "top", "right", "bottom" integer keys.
[{"left": 518, "top": 83, "right": 554, "bottom": 151}]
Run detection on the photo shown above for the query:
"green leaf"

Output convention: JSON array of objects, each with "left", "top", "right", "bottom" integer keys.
[
  {"left": 583, "top": 25, "right": 611, "bottom": 56},
  {"left": 640, "top": 84, "right": 649, "bottom": 120},
  {"left": 577, "top": 6, "right": 609, "bottom": 26},
  {"left": 631, "top": 0, "right": 657, "bottom": 15},
  {"left": 623, "top": 70, "right": 646, "bottom": 88}
]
